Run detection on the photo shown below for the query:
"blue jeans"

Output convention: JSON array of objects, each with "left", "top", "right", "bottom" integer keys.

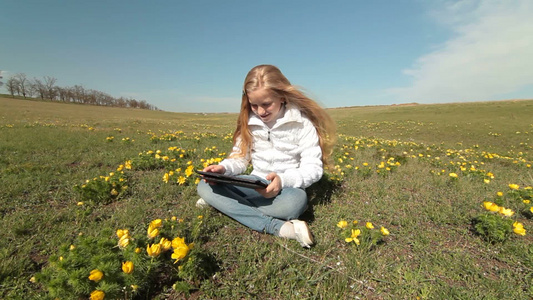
[{"left": 196, "top": 175, "right": 308, "bottom": 236}]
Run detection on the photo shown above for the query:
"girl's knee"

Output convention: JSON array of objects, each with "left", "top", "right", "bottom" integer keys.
[{"left": 197, "top": 180, "right": 213, "bottom": 198}]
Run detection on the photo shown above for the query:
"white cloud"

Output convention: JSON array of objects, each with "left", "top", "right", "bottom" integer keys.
[{"left": 389, "top": 0, "right": 533, "bottom": 103}]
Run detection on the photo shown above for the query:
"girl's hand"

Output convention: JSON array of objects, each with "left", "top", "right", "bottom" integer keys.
[
  {"left": 202, "top": 165, "right": 226, "bottom": 174},
  {"left": 202, "top": 165, "right": 226, "bottom": 185},
  {"left": 257, "top": 172, "right": 281, "bottom": 198}
]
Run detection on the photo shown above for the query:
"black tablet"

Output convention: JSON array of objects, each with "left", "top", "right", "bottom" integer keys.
[{"left": 195, "top": 170, "right": 268, "bottom": 189}]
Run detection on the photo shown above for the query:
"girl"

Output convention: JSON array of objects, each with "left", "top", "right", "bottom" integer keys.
[{"left": 197, "top": 64, "right": 335, "bottom": 248}]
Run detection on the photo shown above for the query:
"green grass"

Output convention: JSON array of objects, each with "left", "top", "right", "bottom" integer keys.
[{"left": 1, "top": 97, "right": 532, "bottom": 299}]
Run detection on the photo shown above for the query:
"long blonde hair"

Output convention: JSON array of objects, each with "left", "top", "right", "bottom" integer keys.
[{"left": 232, "top": 64, "right": 336, "bottom": 167}]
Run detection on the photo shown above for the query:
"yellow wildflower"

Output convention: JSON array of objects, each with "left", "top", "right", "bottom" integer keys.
[
  {"left": 118, "top": 235, "right": 130, "bottom": 248},
  {"left": 496, "top": 191, "right": 503, "bottom": 197},
  {"left": 159, "top": 237, "right": 172, "bottom": 251},
  {"left": 498, "top": 207, "right": 514, "bottom": 217},
  {"left": 380, "top": 226, "right": 390, "bottom": 236},
  {"left": 171, "top": 244, "right": 190, "bottom": 263},
  {"left": 172, "top": 236, "right": 186, "bottom": 249},
  {"left": 146, "top": 243, "right": 162, "bottom": 257},
  {"left": 483, "top": 201, "right": 500, "bottom": 212},
  {"left": 509, "top": 184, "right": 520, "bottom": 190},
  {"left": 449, "top": 173, "right": 458, "bottom": 178},
  {"left": 116, "top": 229, "right": 129, "bottom": 239},
  {"left": 337, "top": 220, "right": 348, "bottom": 229},
  {"left": 513, "top": 222, "right": 526, "bottom": 236},
  {"left": 88, "top": 269, "right": 103, "bottom": 282},
  {"left": 345, "top": 229, "right": 361, "bottom": 245},
  {"left": 122, "top": 261, "right": 134, "bottom": 274},
  {"left": 366, "top": 222, "right": 374, "bottom": 229},
  {"left": 90, "top": 290, "right": 105, "bottom": 300},
  {"left": 147, "top": 219, "right": 162, "bottom": 239}
]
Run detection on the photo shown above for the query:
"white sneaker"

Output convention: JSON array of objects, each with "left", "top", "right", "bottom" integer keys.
[
  {"left": 290, "top": 220, "right": 314, "bottom": 248},
  {"left": 196, "top": 198, "right": 210, "bottom": 208}
]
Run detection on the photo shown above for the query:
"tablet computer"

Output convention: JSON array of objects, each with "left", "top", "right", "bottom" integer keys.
[{"left": 195, "top": 170, "right": 268, "bottom": 189}]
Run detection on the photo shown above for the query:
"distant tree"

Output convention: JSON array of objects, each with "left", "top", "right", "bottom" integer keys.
[
  {"left": 43, "top": 76, "right": 57, "bottom": 100},
  {"left": 56, "top": 86, "right": 69, "bottom": 102},
  {"left": 14, "top": 73, "right": 29, "bottom": 98},
  {"left": 32, "top": 78, "right": 46, "bottom": 99},
  {"left": 6, "top": 77, "right": 19, "bottom": 97},
  {"left": 0, "top": 70, "right": 3, "bottom": 88}
]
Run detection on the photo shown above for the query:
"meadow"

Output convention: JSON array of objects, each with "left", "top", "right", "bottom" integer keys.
[{"left": 0, "top": 96, "right": 532, "bottom": 299}]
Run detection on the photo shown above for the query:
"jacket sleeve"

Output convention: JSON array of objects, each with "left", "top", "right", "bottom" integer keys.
[
  {"left": 218, "top": 138, "right": 250, "bottom": 175},
  {"left": 278, "top": 120, "right": 323, "bottom": 189}
]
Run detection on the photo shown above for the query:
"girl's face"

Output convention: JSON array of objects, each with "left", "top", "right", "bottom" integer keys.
[{"left": 247, "top": 88, "right": 284, "bottom": 124}]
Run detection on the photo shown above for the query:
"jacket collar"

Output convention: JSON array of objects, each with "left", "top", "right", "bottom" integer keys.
[{"left": 248, "top": 103, "right": 303, "bottom": 128}]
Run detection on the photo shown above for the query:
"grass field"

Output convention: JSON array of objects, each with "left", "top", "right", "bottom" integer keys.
[{"left": 1, "top": 96, "right": 532, "bottom": 299}]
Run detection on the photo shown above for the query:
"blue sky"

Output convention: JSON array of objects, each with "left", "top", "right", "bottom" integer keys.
[{"left": 2, "top": 0, "right": 532, "bottom": 113}]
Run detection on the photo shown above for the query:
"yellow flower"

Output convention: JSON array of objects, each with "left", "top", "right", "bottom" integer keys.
[
  {"left": 146, "top": 243, "right": 162, "bottom": 257},
  {"left": 172, "top": 237, "right": 186, "bottom": 249},
  {"left": 513, "top": 222, "right": 526, "bottom": 236},
  {"left": 524, "top": 200, "right": 531, "bottom": 204},
  {"left": 380, "top": 226, "right": 390, "bottom": 236},
  {"left": 449, "top": 172, "right": 458, "bottom": 178},
  {"left": 496, "top": 191, "right": 503, "bottom": 197},
  {"left": 135, "top": 247, "right": 141, "bottom": 254},
  {"left": 530, "top": 207, "right": 533, "bottom": 214},
  {"left": 177, "top": 176, "right": 186, "bottom": 185},
  {"left": 509, "top": 184, "right": 520, "bottom": 190},
  {"left": 484, "top": 179, "right": 490, "bottom": 184},
  {"left": 498, "top": 207, "right": 514, "bottom": 217},
  {"left": 88, "top": 269, "right": 103, "bottom": 282},
  {"left": 69, "top": 245, "right": 76, "bottom": 251},
  {"left": 159, "top": 237, "right": 172, "bottom": 251},
  {"left": 147, "top": 227, "right": 160, "bottom": 239},
  {"left": 163, "top": 173, "right": 170, "bottom": 183},
  {"left": 77, "top": 201, "right": 84, "bottom": 206},
  {"left": 116, "top": 229, "right": 129, "bottom": 238},
  {"left": 131, "top": 285, "right": 139, "bottom": 291},
  {"left": 483, "top": 201, "right": 500, "bottom": 212},
  {"left": 366, "top": 222, "right": 374, "bottom": 229},
  {"left": 197, "top": 215, "right": 203, "bottom": 220},
  {"left": 336, "top": 220, "right": 348, "bottom": 228},
  {"left": 90, "top": 290, "right": 105, "bottom": 300},
  {"left": 185, "top": 165, "right": 194, "bottom": 177},
  {"left": 171, "top": 244, "right": 190, "bottom": 263},
  {"left": 110, "top": 189, "right": 118, "bottom": 196},
  {"left": 118, "top": 235, "right": 130, "bottom": 248},
  {"left": 345, "top": 229, "right": 361, "bottom": 245},
  {"left": 147, "top": 219, "right": 162, "bottom": 239},
  {"left": 122, "top": 261, "right": 134, "bottom": 274}
]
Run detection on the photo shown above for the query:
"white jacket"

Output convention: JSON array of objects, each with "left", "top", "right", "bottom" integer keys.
[{"left": 219, "top": 104, "right": 323, "bottom": 189}]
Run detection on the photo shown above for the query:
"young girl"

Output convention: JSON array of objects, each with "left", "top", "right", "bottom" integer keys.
[{"left": 197, "top": 64, "right": 335, "bottom": 248}]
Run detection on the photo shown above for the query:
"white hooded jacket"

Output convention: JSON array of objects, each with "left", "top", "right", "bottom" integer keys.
[{"left": 219, "top": 104, "right": 323, "bottom": 189}]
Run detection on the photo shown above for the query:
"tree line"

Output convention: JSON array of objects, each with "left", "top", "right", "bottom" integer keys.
[{"left": 3, "top": 73, "right": 159, "bottom": 110}]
